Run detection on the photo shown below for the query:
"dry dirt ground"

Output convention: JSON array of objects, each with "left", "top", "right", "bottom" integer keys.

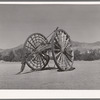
[{"left": 0, "top": 60, "right": 100, "bottom": 89}]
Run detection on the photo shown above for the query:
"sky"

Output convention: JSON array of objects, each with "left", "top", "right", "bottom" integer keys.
[{"left": 0, "top": 4, "right": 100, "bottom": 49}]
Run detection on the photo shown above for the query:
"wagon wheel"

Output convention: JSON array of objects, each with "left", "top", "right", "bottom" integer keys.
[
  {"left": 52, "top": 29, "right": 74, "bottom": 71},
  {"left": 23, "top": 33, "right": 50, "bottom": 70}
]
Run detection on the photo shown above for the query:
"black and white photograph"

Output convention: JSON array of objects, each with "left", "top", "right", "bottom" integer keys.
[{"left": 0, "top": 2, "right": 100, "bottom": 91}]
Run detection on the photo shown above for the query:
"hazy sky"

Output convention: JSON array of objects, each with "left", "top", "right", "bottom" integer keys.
[{"left": 0, "top": 4, "right": 100, "bottom": 49}]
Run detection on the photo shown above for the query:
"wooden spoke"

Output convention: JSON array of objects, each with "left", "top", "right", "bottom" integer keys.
[
  {"left": 65, "top": 41, "right": 71, "bottom": 49},
  {"left": 40, "top": 53, "right": 49, "bottom": 62},
  {"left": 64, "top": 54, "right": 71, "bottom": 67},
  {"left": 60, "top": 53, "right": 64, "bottom": 66},
  {"left": 64, "top": 49, "right": 73, "bottom": 57},
  {"left": 28, "top": 40, "right": 35, "bottom": 49},
  {"left": 41, "top": 55, "right": 46, "bottom": 66},
  {"left": 64, "top": 52, "right": 73, "bottom": 62},
  {"left": 25, "top": 45, "right": 35, "bottom": 51},
  {"left": 30, "top": 36, "right": 36, "bottom": 47},
  {"left": 54, "top": 37, "right": 61, "bottom": 49},
  {"left": 56, "top": 32, "right": 62, "bottom": 46},
  {"left": 64, "top": 38, "right": 70, "bottom": 48},
  {"left": 30, "top": 60, "right": 35, "bottom": 67},
  {"left": 38, "top": 55, "right": 42, "bottom": 68},
  {"left": 56, "top": 52, "right": 61, "bottom": 60}
]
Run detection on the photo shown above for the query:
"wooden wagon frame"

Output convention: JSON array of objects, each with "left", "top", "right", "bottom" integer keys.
[{"left": 18, "top": 27, "right": 74, "bottom": 73}]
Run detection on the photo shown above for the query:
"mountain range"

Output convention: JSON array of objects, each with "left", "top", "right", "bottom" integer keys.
[
  {"left": 0, "top": 41, "right": 100, "bottom": 57},
  {"left": 72, "top": 41, "right": 100, "bottom": 52}
]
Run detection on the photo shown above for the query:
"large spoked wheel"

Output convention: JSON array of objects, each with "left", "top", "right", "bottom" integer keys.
[
  {"left": 52, "top": 29, "right": 74, "bottom": 71},
  {"left": 23, "top": 33, "right": 50, "bottom": 70}
]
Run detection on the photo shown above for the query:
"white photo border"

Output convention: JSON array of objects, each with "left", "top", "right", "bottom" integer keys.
[{"left": 0, "top": 1, "right": 100, "bottom": 99}]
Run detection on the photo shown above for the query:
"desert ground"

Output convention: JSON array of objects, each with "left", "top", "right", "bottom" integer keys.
[{"left": 0, "top": 60, "right": 100, "bottom": 89}]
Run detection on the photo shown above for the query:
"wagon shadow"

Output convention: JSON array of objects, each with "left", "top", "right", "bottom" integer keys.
[
  {"left": 21, "top": 67, "right": 75, "bottom": 74},
  {"left": 42, "top": 67, "right": 57, "bottom": 71},
  {"left": 22, "top": 67, "right": 57, "bottom": 74},
  {"left": 57, "top": 67, "right": 75, "bottom": 72}
]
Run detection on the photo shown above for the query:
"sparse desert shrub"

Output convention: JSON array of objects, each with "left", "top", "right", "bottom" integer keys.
[
  {"left": 74, "top": 50, "right": 81, "bottom": 60},
  {"left": 2, "top": 51, "right": 15, "bottom": 62},
  {"left": 74, "top": 49, "right": 100, "bottom": 61},
  {"left": 0, "top": 53, "right": 2, "bottom": 60},
  {"left": 14, "top": 48, "right": 24, "bottom": 61}
]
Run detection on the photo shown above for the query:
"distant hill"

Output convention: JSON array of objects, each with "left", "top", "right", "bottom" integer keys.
[
  {"left": 72, "top": 41, "right": 100, "bottom": 53},
  {"left": 1, "top": 41, "right": 100, "bottom": 55},
  {"left": 0, "top": 44, "right": 23, "bottom": 56},
  {"left": 0, "top": 49, "right": 4, "bottom": 52},
  {"left": 0, "top": 41, "right": 100, "bottom": 61},
  {"left": 0, "top": 44, "right": 23, "bottom": 61}
]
